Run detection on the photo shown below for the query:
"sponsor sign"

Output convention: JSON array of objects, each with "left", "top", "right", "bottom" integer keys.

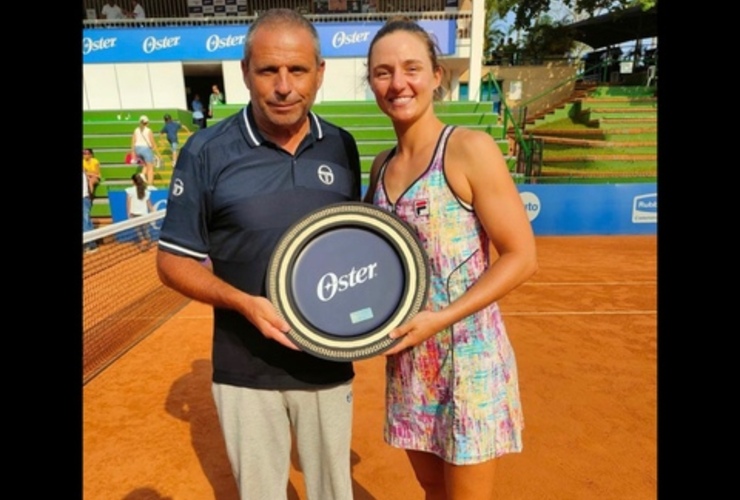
[
  {"left": 520, "top": 183, "right": 657, "bottom": 235},
  {"left": 266, "top": 202, "right": 430, "bottom": 361},
  {"left": 82, "top": 21, "right": 455, "bottom": 63}
]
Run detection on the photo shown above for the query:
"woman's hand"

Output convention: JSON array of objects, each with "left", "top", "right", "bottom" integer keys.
[{"left": 384, "top": 310, "right": 447, "bottom": 356}]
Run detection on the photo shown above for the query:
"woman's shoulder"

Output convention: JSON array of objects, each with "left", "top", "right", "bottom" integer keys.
[
  {"left": 448, "top": 126, "right": 493, "bottom": 144},
  {"left": 446, "top": 127, "right": 499, "bottom": 156}
]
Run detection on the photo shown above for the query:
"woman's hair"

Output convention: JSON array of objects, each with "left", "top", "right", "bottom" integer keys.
[
  {"left": 243, "top": 8, "right": 322, "bottom": 66},
  {"left": 366, "top": 16, "right": 446, "bottom": 100},
  {"left": 131, "top": 173, "right": 147, "bottom": 200},
  {"left": 83, "top": 148, "right": 94, "bottom": 156}
]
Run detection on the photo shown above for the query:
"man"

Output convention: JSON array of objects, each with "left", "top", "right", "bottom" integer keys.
[
  {"left": 158, "top": 114, "right": 191, "bottom": 166},
  {"left": 208, "top": 84, "right": 224, "bottom": 118},
  {"left": 156, "top": 9, "right": 361, "bottom": 500},
  {"left": 191, "top": 94, "right": 205, "bottom": 129},
  {"left": 100, "top": 0, "right": 124, "bottom": 19},
  {"left": 127, "top": 0, "right": 145, "bottom": 19}
]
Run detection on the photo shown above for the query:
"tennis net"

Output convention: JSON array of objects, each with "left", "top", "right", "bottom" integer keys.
[{"left": 83, "top": 210, "right": 189, "bottom": 384}]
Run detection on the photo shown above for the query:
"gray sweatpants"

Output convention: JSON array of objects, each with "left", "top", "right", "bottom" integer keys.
[{"left": 212, "top": 381, "right": 354, "bottom": 500}]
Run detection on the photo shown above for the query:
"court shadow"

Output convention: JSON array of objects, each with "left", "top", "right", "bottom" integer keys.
[
  {"left": 164, "top": 359, "right": 239, "bottom": 500},
  {"left": 121, "top": 487, "right": 173, "bottom": 499},
  {"left": 166, "top": 359, "right": 372, "bottom": 499},
  {"left": 350, "top": 450, "right": 376, "bottom": 500}
]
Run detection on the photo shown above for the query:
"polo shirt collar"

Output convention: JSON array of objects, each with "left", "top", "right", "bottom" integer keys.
[{"left": 240, "top": 103, "right": 324, "bottom": 148}]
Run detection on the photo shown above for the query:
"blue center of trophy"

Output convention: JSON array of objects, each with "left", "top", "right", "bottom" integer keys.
[{"left": 290, "top": 227, "right": 405, "bottom": 337}]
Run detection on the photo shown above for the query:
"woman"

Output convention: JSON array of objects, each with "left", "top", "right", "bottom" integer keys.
[
  {"left": 82, "top": 148, "right": 101, "bottom": 201},
  {"left": 130, "top": 115, "right": 160, "bottom": 187},
  {"left": 363, "top": 18, "right": 538, "bottom": 499},
  {"left": 126, "top": 173, "right": 155, "bottom": 251}
]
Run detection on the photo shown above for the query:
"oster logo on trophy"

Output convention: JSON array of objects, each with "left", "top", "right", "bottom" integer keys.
[{"left": 267, "top": 202, "right": 429, "bottom": 361}]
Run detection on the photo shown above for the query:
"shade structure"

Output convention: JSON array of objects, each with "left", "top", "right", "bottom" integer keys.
[{"left": 566, "top": 6, "right": 658, "bottom": 49}]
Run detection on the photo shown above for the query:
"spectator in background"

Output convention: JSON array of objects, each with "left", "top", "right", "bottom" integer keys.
[
  {"left": 83, "top": 148, "right": 102, "bottom": 202},
  {"left": 127, "top": 0, "right": 146, "bottom": 19},
  {"left": 83, "top": 170, "right": 98, "bottom": 254},
  {"left": 159, "top": 114, "right": 191, "bottom": 167},
  {"left": 191, "top": 94, "right": 205, "bottom": 129},
  {"left": 491, "top": 39, "right": 505, "bottom": 65},
  {"left": 126, "top": 173, "right": 155, "bottom": 251},
  {"left": 208, "top": 84, "right": 224, "bottom": 118},
  {"left": 101, "top": 0, "right": 124, "bottom": 19},
  {"left": 130, "top": 115, "right": 160, "bottom": 187},
  {"left": 503, "top": 37, "right": 518, "bottom": 66}
]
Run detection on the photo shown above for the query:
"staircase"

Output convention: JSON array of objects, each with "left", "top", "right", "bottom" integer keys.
[
  {"left": 515, "top": 84, "right": 657, "bottom": 182},
  {"left": 83, "top": 109, "right": 192, "bottom": 221},
  {"left": 209, "top": 100, "right": 511, "bottom": 184},
  {"left": 84, "top": 101, "right": 508, "bottom": 221}
]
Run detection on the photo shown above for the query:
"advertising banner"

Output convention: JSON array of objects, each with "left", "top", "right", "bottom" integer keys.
[
  {"left": 518, "top": 183, "right": 657, "bottom": 235},
  {"left": 109, "top": 184, "right": 657, "bottom": 236},
  {"left": 108, "top": 190, "right": 169, "bottom": 240},
  {"left": 82, "top": 20, "right": 455, "bottom": 63}
]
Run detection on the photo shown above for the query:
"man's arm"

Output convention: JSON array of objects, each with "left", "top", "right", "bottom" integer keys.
[{"left": 156, "top": 250, "right": 298, "bottom": 350}]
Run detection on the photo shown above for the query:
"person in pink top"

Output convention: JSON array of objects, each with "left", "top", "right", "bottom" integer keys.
[{"left": 363, "top": 17, "right": 538, "bottom": 500}]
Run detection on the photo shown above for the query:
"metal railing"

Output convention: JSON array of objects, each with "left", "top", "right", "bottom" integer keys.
[
  {"left": 485, "top": 53, "right": 658, "bottom": 179},
  {"left": 83, "top": 11, "right": 471, "bottom": 29},
  {"left": 83, "top": 0, "right": 463, "bottom": 23},
  {"left": 482, "top": 72, "right": 533, "bottom": 174}
]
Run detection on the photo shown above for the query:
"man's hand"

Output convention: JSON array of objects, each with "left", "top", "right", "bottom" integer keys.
[{"left": 239, "top": 295, "right": 300, "bottom": 351}]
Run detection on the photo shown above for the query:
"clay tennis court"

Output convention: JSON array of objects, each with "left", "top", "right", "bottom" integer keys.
[{"left": 83, "top": 234, "right": 656, "bottom": 500}]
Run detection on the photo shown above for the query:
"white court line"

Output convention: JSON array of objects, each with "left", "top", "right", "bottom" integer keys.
[{"left": 503, "top": 310, "right": 656, "bottom": 316}]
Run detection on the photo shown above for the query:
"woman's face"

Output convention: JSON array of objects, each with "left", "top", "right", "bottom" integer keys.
[{"left": 368, "top": 30, "right": 441, "bottom": 123}]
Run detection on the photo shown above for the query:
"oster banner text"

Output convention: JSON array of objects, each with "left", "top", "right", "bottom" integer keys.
[{"left": 82, "top": 21, "right": 455, "bottom": 63}]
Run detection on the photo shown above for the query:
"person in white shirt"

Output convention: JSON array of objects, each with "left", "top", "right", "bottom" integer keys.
[
  {"left": 101, "top": 0, "right": 124, "bottom": 20},
  {"left": 128, "top": 0, "right": 146, "bottom": 19},
  {"left": 130, "top": 115, "right": 160, "bottom": 187},
  {"left": 126, "top": 173, "right": 155, "bottom": 251}
]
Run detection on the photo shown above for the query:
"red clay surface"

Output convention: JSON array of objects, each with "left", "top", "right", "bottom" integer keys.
[{"left": 83, "top": 235, "right": 657, "bottom": 500}]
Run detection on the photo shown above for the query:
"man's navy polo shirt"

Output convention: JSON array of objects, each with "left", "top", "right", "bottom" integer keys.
[{"left": 159, "top": 104, "right": 361, "bottom": 390}]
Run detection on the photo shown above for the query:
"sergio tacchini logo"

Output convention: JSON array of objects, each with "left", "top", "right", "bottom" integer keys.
[{"left": 317, "top": 165, "right": 334, "bottom": 185}]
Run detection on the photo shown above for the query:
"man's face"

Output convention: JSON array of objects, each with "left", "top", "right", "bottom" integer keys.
[{"left": 241, "top": 24, "right": 324, "bottom": 137}]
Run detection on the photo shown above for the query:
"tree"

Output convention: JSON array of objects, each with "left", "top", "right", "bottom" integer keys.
[
  {"left": 512, "top": 0, "right": 657, "bottom": 30},
  {"left": 484, "top": 0, "right": 520, "bottom": 61},
  {"left": 518, "top": 16, "right": 577, "bottom": 63}
]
